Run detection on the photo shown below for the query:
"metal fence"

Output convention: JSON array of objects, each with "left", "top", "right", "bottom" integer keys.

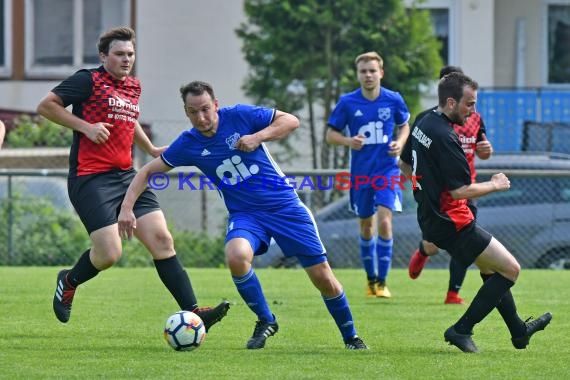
[{"left": 2, "top": 165, "right": 569, "bottom": 269}]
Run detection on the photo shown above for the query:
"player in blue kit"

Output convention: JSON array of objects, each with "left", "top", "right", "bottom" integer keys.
[
  {"left": 326, "top": 52, "right": 410, "bottom": 298},
  {"left": 118, "top": 81, "right": 368, "bottom": 350}
]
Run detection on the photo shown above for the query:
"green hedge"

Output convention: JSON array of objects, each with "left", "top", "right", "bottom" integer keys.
[
  {"left": 0, "top": 194, "right": 89, "bottom": 265},
  {"left": 0, "top": 195, "right": 226, "bottom": 267},
  {"left": 119, "top": 227, "right": 226, "bottom": 268},
  {"left": 6, "top": 115, "right": 73, "bottom": 148}
]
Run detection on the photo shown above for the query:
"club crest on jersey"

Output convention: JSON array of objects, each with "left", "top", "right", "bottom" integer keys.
[
  {"left": 226, "top": 133, "right": 241, "bottom": 150},
  {"left": 377, "top": 107, "right": 391, "bottom": 121}
]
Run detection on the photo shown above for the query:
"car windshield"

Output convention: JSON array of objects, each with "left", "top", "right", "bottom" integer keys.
[{"left": 475, "top": 177, "right": 568, "bottom": 207}]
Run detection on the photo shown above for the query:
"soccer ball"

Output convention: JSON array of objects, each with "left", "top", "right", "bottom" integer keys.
[{"left": 164, "top": 311, "right": 206, "bottom": 351}]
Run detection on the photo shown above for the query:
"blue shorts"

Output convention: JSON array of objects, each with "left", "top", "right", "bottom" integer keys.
[
  {"left": 226, "top": 201, "right": 327, "bottom": 268},
  {"left": 350, "top": 186, "right": 403, "bottom": 219}
]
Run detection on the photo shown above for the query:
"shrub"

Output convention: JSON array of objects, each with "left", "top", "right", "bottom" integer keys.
[
  {"left": 171, "top": 229, "right": 226, "bottom": 268},
  {"left": 118, "top": 228, "right": 226, "bottom": 268},
  {"left": 6, "top": 115, "right": 72, "bottom": 147},
  {"left": 0, "top": 194, "right": 90, "bottom": 265},
  {"left": 0, "top": 193, "right": 226, "bottom": 267}
]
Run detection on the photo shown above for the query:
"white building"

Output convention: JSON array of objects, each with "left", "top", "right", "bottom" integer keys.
[{"left": 1, "top": 0, "right": 569, "bottom": 143}]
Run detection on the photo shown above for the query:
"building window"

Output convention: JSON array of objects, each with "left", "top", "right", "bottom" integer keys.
[
  {"left": 0, "top": 0, "right": 11, "bottom": 77},
  {"left": 428, "top": 8, "right": 450, "bottom": 65},
  {"left": 0, "top": 0, "right": 4, "bottom": 68},
  {"left": 547, "top": 4, "right": 570, "bottom": 84},
  {"left": 407, "top": 0, "right": 454, "bottom": 66},
  {"left": 25, "top": 0, "right": 130, "bottom": 77}
]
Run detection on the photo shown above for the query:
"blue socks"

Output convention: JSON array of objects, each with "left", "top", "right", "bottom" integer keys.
[
  {"left": 323, "top": 291, "right": 357, "bottom": 341},
  {"left": 360, "top": 236, "right": 393, "bottom": 283},
  {"left": 232, "top": 268, "right": 274, "bottom": 322},
  {"left": 376, "top": 237, "right": 393, "bottom": 283},
  {"left": 359, "top": 236, "right": 377, "bottom": 281}
]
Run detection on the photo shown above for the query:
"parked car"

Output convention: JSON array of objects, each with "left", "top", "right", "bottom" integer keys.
[{"left": 254, "top": 152, "right": 570, "bottom": 270}]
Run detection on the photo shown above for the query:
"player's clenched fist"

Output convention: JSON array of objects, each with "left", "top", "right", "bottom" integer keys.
[{"left": 491, "top": 172, "right": 510, "bottom": 191}]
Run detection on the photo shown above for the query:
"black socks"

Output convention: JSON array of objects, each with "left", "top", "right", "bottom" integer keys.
[
  {"left": 454, "top": 272, "right": 514, "bottom": 334},
  {"left": 154, "top": 256, "right": 198, "bottom": 311},
  {"left": 448, "top": 259, "right": 468, "bottom": 292},
  {"left": 480, "top": 273, "right": 526, "bottom": 337},
  {"left": 67, "top": 249, "right": 99, "bottom": 287}
]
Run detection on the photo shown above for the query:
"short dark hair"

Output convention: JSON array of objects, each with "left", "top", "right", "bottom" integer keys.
[
  {"left": 438, "top": 72, "right": 478, "bottom": 107},
  {"left": 439, "top": 65, "right": 463, "bottom": 79},
  {"left": 179, "top": 81, "right": 216, "bottom": 104},
  {"left": 97, "top": 26, "right": 136, "bottom": 55}
]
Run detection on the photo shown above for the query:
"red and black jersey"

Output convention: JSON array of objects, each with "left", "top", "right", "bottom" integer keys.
[
  {"left": 454, "top": 112, "right": 486, "bottom": 183},
  {"left": 51, "top": 66, "right": 141, "bottom": 177},
  {"left": 408, "top": 106, "right": 486, "bottom": 183},
  {"left": 401, "top": 110, "right": 474, "bottom": 243}
]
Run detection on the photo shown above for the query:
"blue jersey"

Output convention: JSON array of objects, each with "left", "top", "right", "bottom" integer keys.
[
  {"left": 161, "top": 104, "right": 299, "bottom": 213},
  {"left": 328, "top": 87, "right": 410, "bottom": 181}
]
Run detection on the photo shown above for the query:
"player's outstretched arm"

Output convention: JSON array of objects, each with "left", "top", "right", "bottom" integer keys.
[
  {"left": 37, "top": 92, "right": 113, "bottom": 144},
  {"left": 450, "top": 172, "right": 510, "bottom": 200},
  {"left": 236, "top": 110, "right": 299, "bottom": 152},
  {"left": 326, "top": 128, "right": 365, "bottom": 150},
  {"left": 389, "top": 123, "right": 411, "bottom": 157},
  {"left": 134, "top": 121, "right": 168, "bottom": 157},
  {"left": 118, "top": 158, "right": 172, "bottom": 239}
]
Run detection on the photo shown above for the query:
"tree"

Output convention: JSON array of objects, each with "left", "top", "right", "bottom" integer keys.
[{"left": 236, "top": 0, "right": 442, "bottom": 170}]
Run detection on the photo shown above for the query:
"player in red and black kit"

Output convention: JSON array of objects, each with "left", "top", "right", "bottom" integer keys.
[
  {"left": 406, "top": 66, "right": 493, "bottom": 305},
  {"left": 37, "top": 26, "right": 229, "bottom": 329},
  {"left": 400, "top": 72, "right": 551, "bottom": 353}
]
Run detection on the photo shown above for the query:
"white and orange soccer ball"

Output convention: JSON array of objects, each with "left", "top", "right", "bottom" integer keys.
[{"left": 163, "top": 311, "right": 206, "bottom": 351}]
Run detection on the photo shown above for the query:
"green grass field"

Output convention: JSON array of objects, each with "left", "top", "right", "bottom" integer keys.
[{"left": 0, "top": 267, "right": 568, "bottom": 379}]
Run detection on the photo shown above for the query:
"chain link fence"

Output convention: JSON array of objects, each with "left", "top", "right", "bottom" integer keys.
[
  {"left": 0, "top": 167, "right": 228, "bottom": 268},
  {"left": 1, "top": 154, "right": 570, "bottom": 269}
]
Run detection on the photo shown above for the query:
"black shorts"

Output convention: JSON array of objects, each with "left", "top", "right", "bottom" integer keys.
[
  {"left": 68, "top": 169, "right": 160, "bottom": 234},
  {"left": 435, "top": 222, "right": 492, "bottom": 268}
]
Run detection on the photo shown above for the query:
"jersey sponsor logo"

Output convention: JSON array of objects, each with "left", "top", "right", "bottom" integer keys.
[
  {"left": 107, "top": 95, "right": 139, "bottom": 123},
  {"left": 458, "top": 134, "right": 476, "bottom": 145},
  {"left": 357, "top": 121, "right": 388, "bottom": 145},
  {"left": 201, "top": 149, "right": 211, "bottom": 156},
  {"left": 377, "top": 107, "right": 391, "bottom": 121},
  {"left": 225, "top": 132, "right": 241, "bottom": 150},
  {"left": 108, "top": 95, "right": 139, "bottom": 112},
  {"left": 215, "top": 155, "right": 260, "bottom": 185}
]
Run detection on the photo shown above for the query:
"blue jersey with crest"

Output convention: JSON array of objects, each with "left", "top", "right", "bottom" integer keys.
[
  {"left": 161, "top": 104, "right": 299, "bottom": 213},
  {"left": 328, "top": 87, "right": 410, "bottom": 182}
]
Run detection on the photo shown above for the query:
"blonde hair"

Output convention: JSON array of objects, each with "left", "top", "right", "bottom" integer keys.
[{"left": 354, "top": 52, "right": 383, "bottom": 69}]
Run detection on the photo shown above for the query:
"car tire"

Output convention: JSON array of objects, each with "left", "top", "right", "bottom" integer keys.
[{"left": 536, "top": 249, "right": 570, "bottom": 270}]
